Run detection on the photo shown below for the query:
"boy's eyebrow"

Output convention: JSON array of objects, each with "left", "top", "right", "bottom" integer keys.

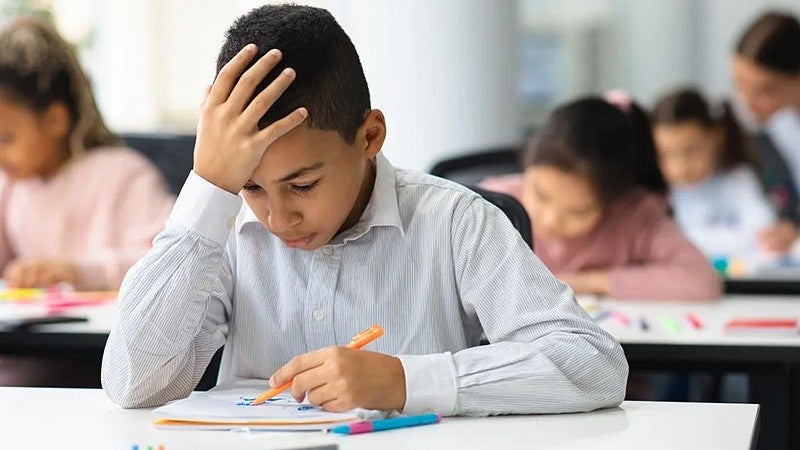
[{"left": 278, "top": 162, "right": 325, "bottom": 182}]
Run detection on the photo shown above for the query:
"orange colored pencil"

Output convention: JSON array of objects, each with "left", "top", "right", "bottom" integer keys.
[{"left": 252, "top": 324, "right": 384, "bottom": 405}]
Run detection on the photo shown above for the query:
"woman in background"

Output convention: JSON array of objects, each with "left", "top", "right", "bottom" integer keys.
[{"left": 732, "top": 11, "right": 800, "bottom": 251}]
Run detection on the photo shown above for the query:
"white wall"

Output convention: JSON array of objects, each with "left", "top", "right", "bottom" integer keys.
[
  {"left": 328, "top": 0, "right": 520, "bottom": 171},
  {"left": 29, "top": 0, "right": 800, "bottom": 169}
]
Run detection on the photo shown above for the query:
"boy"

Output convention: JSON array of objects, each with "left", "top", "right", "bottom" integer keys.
[{"left": 102, "top": 4, "right": 627, "bottom": 416}]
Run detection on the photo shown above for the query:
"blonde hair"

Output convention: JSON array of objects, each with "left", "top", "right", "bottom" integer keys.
[{"left": 0, "top": 17, "right": 120, "bottom": 155}]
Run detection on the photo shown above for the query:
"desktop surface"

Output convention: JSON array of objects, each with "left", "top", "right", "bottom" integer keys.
[{"left": 0, "top": 387, "right": 758, "bottom": 450}]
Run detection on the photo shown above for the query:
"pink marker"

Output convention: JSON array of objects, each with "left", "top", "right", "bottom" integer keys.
[
  {"left": 610, "top": 310, "right": 631, "bottom": 327},
  {"left": 686, "top": 313, "right": 704, "bottom": 330}
]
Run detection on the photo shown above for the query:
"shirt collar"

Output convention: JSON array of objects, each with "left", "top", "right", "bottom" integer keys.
[{"left": 237, "top": 153, "right": 405, "bottom": 241}]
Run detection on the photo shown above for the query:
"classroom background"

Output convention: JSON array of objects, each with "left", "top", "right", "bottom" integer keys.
[
  {"left": 2, "top": 0, "right": 800, "bottom": 449},
  {"left": 2, "top": 0, "right": 790, "bottom": 170}
]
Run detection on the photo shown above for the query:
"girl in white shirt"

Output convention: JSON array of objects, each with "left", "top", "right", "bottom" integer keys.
[{"left": 651, "top": 87, "right": 789, "bottom": 274}]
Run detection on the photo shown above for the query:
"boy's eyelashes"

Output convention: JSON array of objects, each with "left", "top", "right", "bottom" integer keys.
[
  {"left": 290, "top": 180, "right": 318, "bottom": 193},
  {"left": 241, "top": 179, "right": 320, "bottom": 193}
]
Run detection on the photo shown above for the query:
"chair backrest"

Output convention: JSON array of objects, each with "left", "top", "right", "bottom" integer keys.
[
  {"left": 469, "top": 185, "right": 533, "bottom": 249},
  {"left": 430, "top": 146, "right": 522, "bottom": 186},
  {"left": 121, "top": 133, "right": 196, "bottom": 195}
]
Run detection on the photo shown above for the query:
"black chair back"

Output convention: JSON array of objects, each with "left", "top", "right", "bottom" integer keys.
[
  {"left": 121, "top": 133, "right": 196, "bottom": 195},
  {"left": 430, "top": 146, "right": 522, "bottom": 186},
  {"left": 469, "top": 185, "right": 532, "bottom": 249}
]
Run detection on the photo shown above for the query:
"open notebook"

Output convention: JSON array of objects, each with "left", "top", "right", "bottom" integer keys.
[{"left": 152, "top": 379, "right": 383, "bottom": 430}]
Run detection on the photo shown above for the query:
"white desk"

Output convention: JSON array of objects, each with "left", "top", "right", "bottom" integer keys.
[
  {"left": 0, "top": 388, "right": 758, "bottom": 450},
  {"left": 588, "top": 294, "right": 800, "bottom": 450},
  {"left": 591, "top": 295, "right": 800, "bottom": 346}
]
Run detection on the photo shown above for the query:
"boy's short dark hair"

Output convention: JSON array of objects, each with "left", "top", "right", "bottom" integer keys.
[{"left": 217, "top": 4, "right": 371, "bottom": 142}]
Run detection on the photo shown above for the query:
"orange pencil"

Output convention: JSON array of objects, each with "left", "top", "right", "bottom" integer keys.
[{"left": 251, "top": 324, "right": 384, "bottom": 405}]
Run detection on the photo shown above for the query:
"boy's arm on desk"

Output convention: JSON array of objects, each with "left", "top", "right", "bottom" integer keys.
[
  {"left": 401, "top": 197, "right": 628, "bottom": 417},
  {"left": 101, "top": 173, "right": 236, "bottom": 408}
]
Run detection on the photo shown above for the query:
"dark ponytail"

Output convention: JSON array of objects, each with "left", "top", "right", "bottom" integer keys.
[{"left": 627, "top": 101, "right": 669, "bottom": 194}]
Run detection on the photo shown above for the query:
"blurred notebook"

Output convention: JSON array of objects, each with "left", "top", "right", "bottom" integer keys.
[{"left": 153, "top": 379, "right": 382, "bottom": 430}]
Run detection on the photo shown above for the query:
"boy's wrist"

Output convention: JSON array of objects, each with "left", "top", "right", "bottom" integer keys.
[
  {"left": 193, "top": 166, "right": 243, "bottom": 195},
  {"left": 395, "top": 353, "right": 457, "bottom": 415},
  {"left": 168, "top": 171, "right": 243, "bottom": 245}
]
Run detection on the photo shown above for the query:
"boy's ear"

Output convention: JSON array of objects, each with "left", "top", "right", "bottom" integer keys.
[
  {"left": 42, "top": 101, "right": 71, "bottom": 140},
  {"left": 358, "top": 109, "right": 386, "bottom": 158}
]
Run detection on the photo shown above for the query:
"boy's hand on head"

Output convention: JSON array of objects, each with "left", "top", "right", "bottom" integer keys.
[
  {"left": 3, "top": 259, "right": 78, "bottom": 288},
  {"left": 193, "top": 44, "right": 308, "bottom": 194},
  {"left": 269, "top": 347, "right": 406, "bottom": 412},
  {"left": 758, "top": 220, "right": 799, "bottom": 253}
]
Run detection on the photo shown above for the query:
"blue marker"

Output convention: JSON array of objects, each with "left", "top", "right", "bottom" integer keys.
[
  {"left": 592, "top": 310, "right": 611, "bottom": 322},
  {"left": 331, "top": 413, "right": 441, "bottom": 435}
]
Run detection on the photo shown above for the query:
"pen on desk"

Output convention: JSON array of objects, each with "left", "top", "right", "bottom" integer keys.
[
  {"left": 592, "top": 310, "right": 611, "bottom": 322},
  {"left": 610, "top": 310, "right": 631, "bottom": 327},
  {"left": 661, "top": 315, "right": 681, "bottom": 333},
  {"left": 686, "top": 313, "right": 704, "bottom": 330},
  {"left": 252, "top": 324, "right": 384, "bottom": 405},
  {"left": 331, "top": 413, "right": 441, "bottom": 435}
]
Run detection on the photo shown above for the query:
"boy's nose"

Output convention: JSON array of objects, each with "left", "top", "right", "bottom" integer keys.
[{"left": 266, "top": 207, "right": 301, "bottom": 234}]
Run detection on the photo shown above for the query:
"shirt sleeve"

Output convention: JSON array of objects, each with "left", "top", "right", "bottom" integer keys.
[
  {"left": 101, "top": 171, "right": 240, "bottom": 408},
  {"left": 608, "top": 211, "right": 722, "bottom": 301},
  {"left": 398, "top": 195, "right": 628, "bottom": 416}
]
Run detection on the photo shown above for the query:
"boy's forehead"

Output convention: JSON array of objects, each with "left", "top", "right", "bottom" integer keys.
[{"left": 256, "top": 126, "right": 352, "bottom": 180}]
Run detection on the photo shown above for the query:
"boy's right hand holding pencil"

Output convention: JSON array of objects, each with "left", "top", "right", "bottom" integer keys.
[{"left": 192, "top": 44, "right": 308, "bottom": 194}]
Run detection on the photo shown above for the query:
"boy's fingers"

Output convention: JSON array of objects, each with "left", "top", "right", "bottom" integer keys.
[
  {"left": 270, "top": 347, "right": 324, "bottom": 387},
  {"left": 306, "top": 383, "right": 337, "bottom": 407},
  {"left": 253, "top": 107, "right": 308, "bottom": 152},
  {"left": 228, "top": 49, "right": 283, "bottom": 111},
  {"left": 242, "top": 67, "right": 297, "bottom": 127},
  {"left": 290, "top": 368, "right": 328, "bottom": 402},
  {"left": 206, "top": 44, "right": 257, "bottom": 106}
]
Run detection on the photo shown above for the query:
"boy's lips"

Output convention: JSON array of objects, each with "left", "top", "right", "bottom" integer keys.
[{"left": 280, "top": 234, "right": 315, "bottom": 248}]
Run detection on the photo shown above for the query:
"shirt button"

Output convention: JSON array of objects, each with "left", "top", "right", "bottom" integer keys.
[
  {"left": 313, "top": 309, "right": 325, "bottom": 321},
  {"left": 322, "top": 247, "right": 333, "bottom": 255}
]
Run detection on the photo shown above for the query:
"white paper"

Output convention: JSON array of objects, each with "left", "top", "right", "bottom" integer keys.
[{"left": 152, "top": 378, "right": 380, "bottom": 430}]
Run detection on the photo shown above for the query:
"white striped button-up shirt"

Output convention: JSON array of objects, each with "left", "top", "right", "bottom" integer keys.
[{"left": 101, "top": 154, "right": 628, "bottom": 415}]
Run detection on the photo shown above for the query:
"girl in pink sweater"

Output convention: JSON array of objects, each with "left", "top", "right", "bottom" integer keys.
[
  {"left": 0, "top": 18, "right": 175, "bottom": 387},
  {"left": 0, "top": 18, "right": 175, "bottom": 291},
  {"left": 483, "top": 95, "right": 721, "bottom": 300}
]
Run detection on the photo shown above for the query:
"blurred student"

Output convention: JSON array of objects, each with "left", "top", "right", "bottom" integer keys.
[
  {"left": 732, "top": 10, "right": 800, "bottom": 249},
  {"left": 0, "top": 18, "right": 174, "bottom": 387},
  {"left": 652, "top": 88, "right": 788, "bottom": 266},
  {"left": 0, "top": 18, "right": 174, "bottom": 291},
  {"left": 483, "top": 94, "right": 721, "bottom": 300}
]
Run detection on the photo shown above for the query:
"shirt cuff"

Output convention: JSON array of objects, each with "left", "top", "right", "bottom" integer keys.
[
  {"left": 395, "top": 353, "right": 458, "bottom": 415},
  {"left": 168, "top": 171, "right": 243, "bottom": 245}
]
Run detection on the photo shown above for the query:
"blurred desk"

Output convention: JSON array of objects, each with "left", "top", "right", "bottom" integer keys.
[
  {"left": 589, "top": 294, "right": 800, "bottom": 450},
  {"left": 0, "top": 303, "right": 114, "bottom": 356},
  {"left": 0, "top": 387, "right": 760, "bottom": 450},
  {"left": 0, "top": 301, "right": 222, "bottom": 390}
]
